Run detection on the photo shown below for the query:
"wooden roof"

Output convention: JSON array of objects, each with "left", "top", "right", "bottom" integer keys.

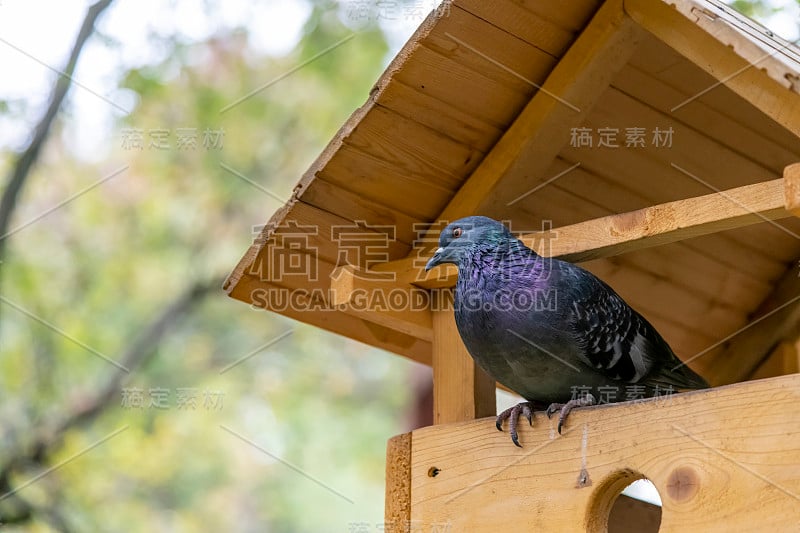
[{"left": 225, "top": 0, "right": 800, "bottom": 386}]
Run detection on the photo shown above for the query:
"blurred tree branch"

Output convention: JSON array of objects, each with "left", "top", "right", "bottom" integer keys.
[
  {"left": 0, "top": 0, "right": 419, "bottom": 529},
  {"left": 51, "top": 275, "right": 224, "bottom": 436},
  {"left": 0, "top": 0, "right": 114, "bottom": 265},
  {"left": 0, "top": 486, "right": 72, "bottom": 532},
  {"left": 0, "top": 2, "right": 118, "bottom": 528},
  {"left": 0, "top": 275, "right": 224, "bottom": 528}
]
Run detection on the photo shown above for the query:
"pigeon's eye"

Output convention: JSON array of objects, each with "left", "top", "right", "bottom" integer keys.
[{"left": 452, "top": 227, "right": 463, "bottom": 238}]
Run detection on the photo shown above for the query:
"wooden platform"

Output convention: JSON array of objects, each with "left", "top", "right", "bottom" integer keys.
[{"left": 386, "top": 374, "right": 800, "bottom": 532}]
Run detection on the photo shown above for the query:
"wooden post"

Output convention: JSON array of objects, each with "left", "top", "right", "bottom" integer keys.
[{"left": 431, "top": 289, "right": 496, "bottom": 425}]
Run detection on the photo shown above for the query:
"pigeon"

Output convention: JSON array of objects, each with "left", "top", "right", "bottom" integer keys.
[{"left": 425, "top": 216, "right": 709, "bottom": 446}]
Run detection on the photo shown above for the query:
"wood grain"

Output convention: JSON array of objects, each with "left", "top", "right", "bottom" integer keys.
[
  {"left": 317, "top": 144, "right": 452, "bottom": 221},
  {"left": 421, "top": 6, "right": 558, "bottom": 97},
  {"left": 439, "top": 0, "right": 644, "bottom": 222},
  {"left": 330, "top": 264, "right": 433, "bottom": 342},
  {"left": 783, "top": 162, "right": 800, "bottom": 217},
  {"left": 270, "top": 200, "right": 410, "bottom": 267},
  {"left": 376, "top": 80, "right": 503, "bottom": 153},
  {"left": 393, "top": 45, "right": 530, "bottom": 128},
  {"left": 707, "top": 262, "right": 800, "bottom": 385},
  {"left": 344, "top": 105, "right": 482, "bottom": 190},
  {"left": 298, "top": 177, "right": 421, "bottom": 246},
  {"left": 626, "top": 30, "right": 800, "bottom": 154},
  {"left": 624, "top": 0, "right": 800, "bottom": 138},
  {"left": 613, "top": 63, "right": 800, "bottom": 173},
  {"left": 455, "top": 0, "right": 577, "bottom": 56},
  {"left": 408, "top": 374, "right": 800, "bottom": 531},
  {"left": 385, "top": 432, "right": 412, "bottom": 533},
  {"left": 749, "top": 341, "right": 800, "bottom": 381},
  {"left": 228, "top": 262, "right": 432, "bottom": 365}
]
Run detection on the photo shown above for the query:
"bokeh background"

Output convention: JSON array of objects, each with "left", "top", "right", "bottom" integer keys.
[{"left": 0, "top": 1, "right": 797, "bottom": 531}]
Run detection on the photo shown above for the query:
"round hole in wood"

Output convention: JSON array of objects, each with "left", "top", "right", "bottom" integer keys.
[
  {"left": 586, "top": 469, "right": 662, "bottom": 533},
  {"left": 427, "top": 466, "right": 440, "bottom": 478}
]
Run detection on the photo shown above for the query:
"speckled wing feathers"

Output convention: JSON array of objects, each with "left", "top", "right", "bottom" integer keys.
[
  {"left": 570, "top": 282, "right": 657, "bottom": 383},
  {"left": 568, "top": 274, "right": 708, "bottom": 390}
]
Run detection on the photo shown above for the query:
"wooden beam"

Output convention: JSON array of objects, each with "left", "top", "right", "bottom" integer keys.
[
  {"left": 624, "top": 0, "right": 800, "bottom": 138},
  {"left": 432, "top": 290, "right": 495, "bottom": 424},
  {"left": 366, "top": 177, "right": 793, "bottom": 291},
  {"left": 408, "top": 374, "right": 800, "bottom": 531},
  {"left": 783, "top": 163, "right": 800, "bottom": 217},
  {"left": 749, "top": 341, "right": 800, "bottom": 381},
  {"left": 427, "top": 0, "right": 644, "bottom": 225},
  {"left": 525, "top": 175, "right": 792, "bottom": 263},
  {"left": 330, "top": 264, "right": 433, "bottom": 342},
  {"left": 227, "top": 272, "right": 432, "bottom": 365},
  {"left": 706, "top": 261, "right": 800, "bottom": 386},
  {"left": 385, "top": 432, "right": 412, "bottom": 533}
]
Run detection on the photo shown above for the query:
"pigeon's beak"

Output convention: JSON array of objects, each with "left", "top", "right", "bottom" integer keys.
[{"left": 425, "top": 247, "right": 445, "bottom": 272}]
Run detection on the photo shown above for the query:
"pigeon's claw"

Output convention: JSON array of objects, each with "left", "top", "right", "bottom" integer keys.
[
  {"left": 523, "top": 403, "right": 533, "bottom": 426},
  {"left": 495, "top": 409, "right": 508, "bottom": 432},
  {"left": 495, "top": 401, "right": 536, "bottom": 447},
  {"left": 546, "top": 394, "right": 596, "bottom": 434}
]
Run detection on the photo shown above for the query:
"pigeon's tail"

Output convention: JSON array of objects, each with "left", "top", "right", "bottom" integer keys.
[{"left": 651, "top": 360, "right": 710, "bottom": 391}]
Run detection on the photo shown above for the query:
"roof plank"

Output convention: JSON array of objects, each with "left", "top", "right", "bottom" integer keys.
[
  {"left": 299, "top": 177, "right": 422, "bottom": 246},
  {"left": 376, "top": 81, "right": 503, "bottom": 152},
  {"left": 613, "top": 63, "right": 800, "bottom": 172},
  {"left": 625, "top": 0, "right": 800, "bottom": 137},
  {"left": 454, "top": 0, "right": 577, "bottom": 56},
  {"left": 435, "top": 0, "right": 645, "bottom": 221},
  {"left": 318, "top": 144, "right": 453, "bottom": 220},
  {"left": 345, "top": 105, "right": 483, "bottom": 189},
  {"left": 393, "top": 45, "right": 530, "bottom": 127},
  {"left": 627, "top": 31, "right": 800, "bottom": 154},
  {"left": 269, "top": 200, "right": 410, "bottom": 267},
  {"left": 475, "top": 0, "right": 603, "bottom": 33},
  {"left": 421, "top": 5, "right": 559, "bottom": 95}
]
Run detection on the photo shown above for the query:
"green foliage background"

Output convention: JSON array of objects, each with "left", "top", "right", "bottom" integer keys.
[{"left": 1, "top": 2, "right": 419, "bottom": 531}]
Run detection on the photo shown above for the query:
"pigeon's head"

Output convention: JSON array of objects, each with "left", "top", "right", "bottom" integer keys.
[{"left": 425, "top": 216, "right": 513, "bottom": 271}]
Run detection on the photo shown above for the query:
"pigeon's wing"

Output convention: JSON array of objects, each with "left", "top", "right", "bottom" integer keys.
[{"left": 567, "top": 272, "right": 707, "bottom": 389}]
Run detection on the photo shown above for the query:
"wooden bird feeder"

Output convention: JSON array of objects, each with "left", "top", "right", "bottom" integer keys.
[{"left": 225, "top": 0, "right": 800, "bottom": 530}]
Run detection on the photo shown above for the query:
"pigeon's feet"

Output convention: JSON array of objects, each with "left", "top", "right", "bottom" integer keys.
[
  {"left": 495, "top": 401, "right": 535, "bottom": 447},
  {"left": 546, "top": 394, "right": 596, "bottom": 434}
]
